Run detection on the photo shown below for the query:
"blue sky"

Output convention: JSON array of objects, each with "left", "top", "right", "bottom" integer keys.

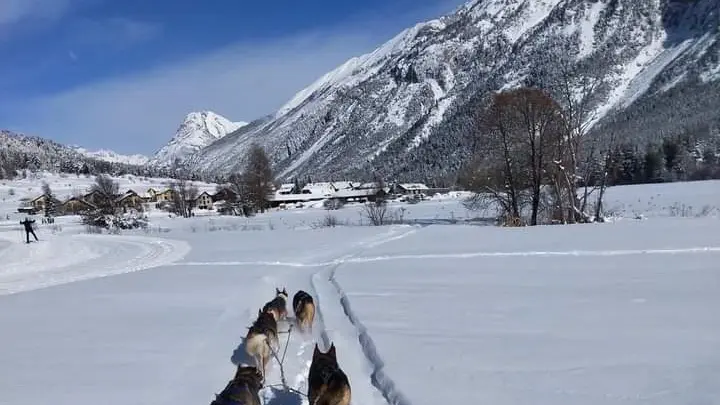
[{"left": 0, "top": 0, "right": 465, "bottom": 155}]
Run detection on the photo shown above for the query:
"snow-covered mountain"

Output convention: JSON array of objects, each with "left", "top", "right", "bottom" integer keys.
[
  {"left": 0, "top": 130, "right": 155, "bottom": 179},
  {"left": 181, "top": 0, "right": 720, "bottom": 183},
  {"left": 149, "top": 111, "right": 247, "bottom": 168},
  {"left": 73, "top": 147, "right": 150, "bottom": 166}
]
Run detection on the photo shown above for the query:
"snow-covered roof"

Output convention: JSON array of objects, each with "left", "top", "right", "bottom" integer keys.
[
  {"left": 354, "top": 182, "right": 379, "bottom": 190},
  {"left": 399, "top": 183, "right": 429, "bottom": 190},
  {"left": 301, "top": 182, "right": 336, "bottom": 196},
  {"left": 333, "top": 189, "right": 378, "bottom": 198},
  {"left": 276, "top": 184, "right": 295, "bottom": 194},
  {"left": 331, "top": 181, "right": 355, "bottom": 190}
]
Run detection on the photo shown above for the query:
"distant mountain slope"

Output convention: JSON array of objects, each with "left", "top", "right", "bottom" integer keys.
[
  {"left": 181, "top": 0, "right": 720, "bottom": 183},
  {"left": 73, "top": 147, "right": 150, "bottom": 166},
  {"left": 149, "top": 111, "right": 247, "bottom": 168},
  {"left": 0, "top": 130, "right": 156, "bottom": 179}
]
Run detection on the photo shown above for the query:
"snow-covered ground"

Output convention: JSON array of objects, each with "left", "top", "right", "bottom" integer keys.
[{"left": 0, "top": 178, "right": 719, "bottom": 405}]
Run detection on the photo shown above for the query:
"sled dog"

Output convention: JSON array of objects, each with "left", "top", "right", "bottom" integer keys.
[
  {"left": 262, "top": 287, "right": 289, "bottom": 322},
  {"left": 292, "top": 290, "right": 315, "bottom": 332},
  {"left": 210, "top": 365, "right": 264, "bottom": 405},
  {"left": 308, "top": 343, "right": 351, "bottom": 405},
  {"left": 244, "top": 309, "right": 279, "bottom": 378}
]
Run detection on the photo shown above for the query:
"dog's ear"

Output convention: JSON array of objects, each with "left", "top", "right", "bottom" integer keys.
[
  {"left": 328, "top": 343, "right": 336, "bottom": 358},
  {"left": 258, "top": 308, "right": 262, "bottom": 317},
  {"left": 282, "top": 288, "right": 287, "bottom": 295},
  {"left": 313, "top": 343, "right": 321, "bottom": 358},
  {"left": 276, "top": 287, "right": 280, "bottom": 294}
]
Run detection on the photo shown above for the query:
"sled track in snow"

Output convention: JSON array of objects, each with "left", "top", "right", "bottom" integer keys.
[
  {"left": 307, "top": 226, "right": 418, "bottom": 405},
  {"left": 326, "top": 265, "right": 414, "bottom": 405}
]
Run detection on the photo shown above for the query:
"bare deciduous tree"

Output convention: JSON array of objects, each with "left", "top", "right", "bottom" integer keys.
[
  {"left": 170, "top": 179, "right": 199, "bottom": 218},
  {"left": 241, "top": 143, "right": 274, "bottom": 213},
  {"left": 361, "top": 201, "right": 389, "bottom": 226},
  {"left": 464, "top": 87, "right": 566, "bottom": 226}
]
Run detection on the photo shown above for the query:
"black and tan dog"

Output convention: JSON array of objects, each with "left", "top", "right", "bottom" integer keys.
[
  {"left": 262, "top": 287, "right": 289, "bottom": 322},
  {"left": 292, "top": 290, "right": 315, "bottom": 332},
  {"left": 210, "top": 365, "right": 263, "bottom": 405},
  {"left": 244, "top": 309, "right": 279, "bottom": 378},
  {"left": 307, "top": 343, "right": 351, "bottom": 405}
]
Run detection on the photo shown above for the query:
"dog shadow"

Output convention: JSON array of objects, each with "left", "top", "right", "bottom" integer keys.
[{"left": 263, "top": 387, "right": 303, "bottom": 405}]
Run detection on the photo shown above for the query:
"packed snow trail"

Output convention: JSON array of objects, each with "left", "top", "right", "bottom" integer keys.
[
  {"left": 249, "top": 225, "right": 417, "bottom": 405},
  {"left": 304, "top": 226, "right": 417, "bottom": 405},
  {"left": 0, "top": 232, "right": 190, "bottom": 295}
]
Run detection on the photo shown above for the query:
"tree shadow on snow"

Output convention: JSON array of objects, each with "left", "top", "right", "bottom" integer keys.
[{"left": 263, "top": 387, "right": 303, "bottom": 405}]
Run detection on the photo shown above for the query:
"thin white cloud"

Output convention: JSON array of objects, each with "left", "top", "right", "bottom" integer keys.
[
  {"left": 3, "top": 0, "right": 469, "bottom": 155},
  {"left": 0, "top": 0, "right": 71, "bottom": 26},
  {"left": 69, "top": 17, "right": 162, "bottom": 47},
  {"left": 5, "top": 31, "right": 381, "bottom": 154}
]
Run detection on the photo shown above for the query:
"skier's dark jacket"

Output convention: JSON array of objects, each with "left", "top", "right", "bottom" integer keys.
[{"left": 20, "top": 218, "right": 35, "bottom": 231}]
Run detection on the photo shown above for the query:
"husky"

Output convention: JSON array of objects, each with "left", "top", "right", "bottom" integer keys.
[
  {"left": 307, "top": 343, "right": 351, "bottom": 405},
  {"left": 292, "top": 290, "right": 315, "bottom": 332},
  {"left": 244, "top": 309, "right": 279, "bottom": 378},
  {"left": 210, "top": 365, "right": 264, "bottom": 405},
  {"left": 262, "top": 287, "right": 289, "bottom": 322}
]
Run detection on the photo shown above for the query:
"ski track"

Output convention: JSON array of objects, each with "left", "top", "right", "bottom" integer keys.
[
  {"left": 0, "top": 233, "right": 191, "bottom": 295},
  {"left": 173, "top": 245, "right": 720, "bottom": 268}
]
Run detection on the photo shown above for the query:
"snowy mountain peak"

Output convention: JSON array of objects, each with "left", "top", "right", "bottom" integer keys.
[{"left": 150, "top": 111, "right": 247, "bottom": 168}]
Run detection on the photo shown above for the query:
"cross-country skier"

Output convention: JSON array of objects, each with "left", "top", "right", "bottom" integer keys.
[{"left": 20, "top": 217, "right": 38, "bottom": 244}]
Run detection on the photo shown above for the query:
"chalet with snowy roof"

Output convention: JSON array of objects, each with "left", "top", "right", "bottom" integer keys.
[
  {"left": 155, "top": 189, "right": 176, "bottom": 202},
  {"left": 62, "top": 197, "right": 97, "bottom": 215},
  {"left": 29, "top": 194, "right": 62, "bottom": 213},
  {"left": 115, "top": 190, "right": 143, "bottom": 208},
  {"left": 212, "top": 187, "right": 237, "bottom": 203},
  {"left": 82, "top": 190, "right": 105, "bottom": 206},
  {"left": 276, "top": 183, "right": 298, "bottom": 195},
  {"left": 144, "top": 188, "right": 159, "bottom": 202},
  {"left": 300, "top": 182, "right": 336, "bottom": 197},
  {"left": 195, "top": 191, "right": 213, "bottom": 210},
  {"left": 393, "top": 183, "right": 429, "bottom": 196},
  {"left": 330, "top": 181, "right": 355, "bottom": 191}
]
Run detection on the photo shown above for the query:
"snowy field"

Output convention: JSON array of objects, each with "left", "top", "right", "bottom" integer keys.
[{"left": 0, "top": 177, "right": 719, "bottom": 405}]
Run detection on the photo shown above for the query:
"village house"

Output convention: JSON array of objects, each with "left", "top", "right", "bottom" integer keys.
[
  {"left": 144, "top": 188, "right": 159, "bottom": 202},
  {"left": 212, "top": 187, "right": 237, "bottom": 203},
  {"left": 195, "top": 191, "right": 214, "bottom": 210},
  {"left": 275, "top": 183, "right": 297, "bottom": 195},
  {"left": 393, "top": 183, "right": 430, "bottom": 196},
  {"left": 154, "top": 189, "right": 175, "bottom": 203},
  {"left": 300, "top": 182, "right": 337, "bottom": 197},
  {"left": 82, "top": 190, "right": 105, "bottom": 206},
  {"left": 62, "top": 197, "right": 97, "bottom": 215},
  {"left": 115, "top": 190, "right": 144, "bottom": 209},
  {"left": 29, "top": 194, "right": 62, "bottom": 214}
]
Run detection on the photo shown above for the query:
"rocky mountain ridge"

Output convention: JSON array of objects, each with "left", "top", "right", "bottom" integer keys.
[{"left": 176, "top": 0, "right": 719, "bottom": 184}]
